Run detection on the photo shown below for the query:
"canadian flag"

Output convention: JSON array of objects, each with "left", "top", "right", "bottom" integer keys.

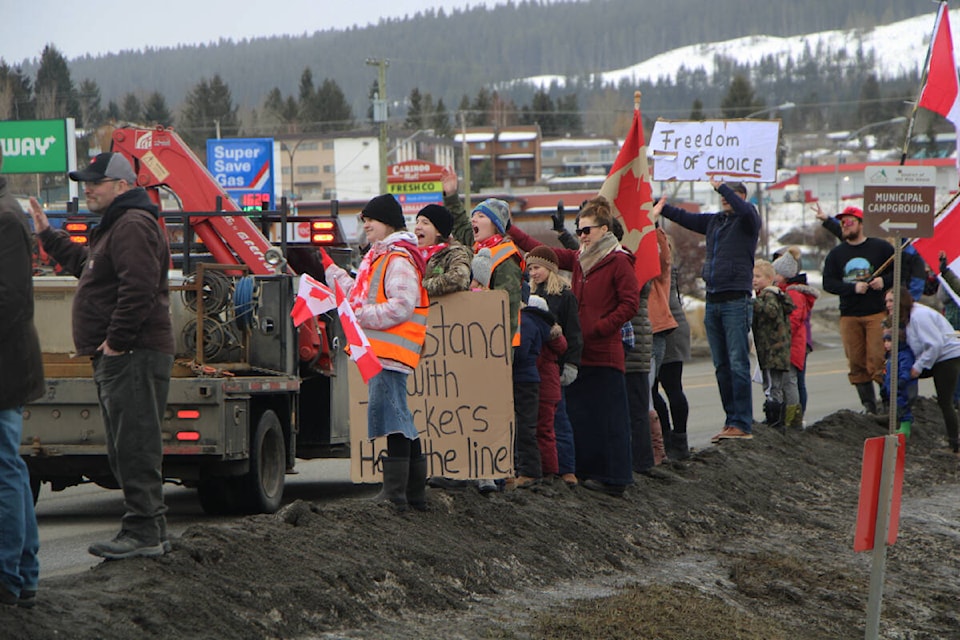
[
  {"left": 913, "top": 194, "right": 960, "bottom": 306},
  {"left": 598, "top": 94, "right": 661, "bottom": 287},
  {"left": 334, "top": 280, "right": 383, "bottom": 383},
  {"left": 290, "top": 274, "right": 337, "bottom": 327},
  {"left": 917, "top": 2, "right": 960, "bottom": 169}
]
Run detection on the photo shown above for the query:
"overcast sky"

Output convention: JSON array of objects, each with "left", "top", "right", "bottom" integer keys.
[{"left": 2, "top": 1, "right": 507, "bottom": 64}]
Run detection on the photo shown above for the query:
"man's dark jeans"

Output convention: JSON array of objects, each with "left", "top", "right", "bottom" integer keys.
[{"left": 93, "top": 349, "right": 173, "bottom": 544}]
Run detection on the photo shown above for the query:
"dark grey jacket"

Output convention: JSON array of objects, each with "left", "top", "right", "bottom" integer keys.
[{"left": 0, "top": 178, "right": 44, "bottom": 409}]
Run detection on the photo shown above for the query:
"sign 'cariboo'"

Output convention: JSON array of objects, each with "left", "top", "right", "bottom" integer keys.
[
  {"left": 387, "top": 160, "right": 445, "bottom": 215},
  {"left": 206, "top": 138, "right": 275, "bottom": 211},
  {"left": 649, "top": 119, "right": 781, "bottom": 183},
  {"left": 862, "top": 165, "right": 936, "bottom": 238},
  {"left": 0, "top": 119, "right": 74, "bottom": 174}
]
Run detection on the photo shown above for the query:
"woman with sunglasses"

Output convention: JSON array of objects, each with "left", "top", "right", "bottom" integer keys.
[{"left": 509, "top": 196, "right": 640, "bottom": 496}]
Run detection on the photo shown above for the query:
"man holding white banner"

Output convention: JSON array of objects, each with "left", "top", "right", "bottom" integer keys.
[{"left": 651, "top": 178, "right": 761, "bottom": 442}]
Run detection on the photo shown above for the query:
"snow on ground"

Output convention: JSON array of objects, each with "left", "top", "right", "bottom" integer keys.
[{"left": 522, "top": 10, "right": 956, "bottom": 88}]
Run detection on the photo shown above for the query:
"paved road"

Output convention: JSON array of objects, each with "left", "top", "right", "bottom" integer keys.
[{"left": 35, "top": 342, "right": 932, "bottom": 581}]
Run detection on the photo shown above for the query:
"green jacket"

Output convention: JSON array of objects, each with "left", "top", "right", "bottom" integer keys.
[{"left": 753, "top": 286, "right": 793, "bottom": 371}]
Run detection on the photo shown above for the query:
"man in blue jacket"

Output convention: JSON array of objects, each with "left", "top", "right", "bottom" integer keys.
[{"left": 652, "top": 179, "right": 761, "bottom": 442}]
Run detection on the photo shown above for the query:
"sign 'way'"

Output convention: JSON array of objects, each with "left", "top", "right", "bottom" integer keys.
[{"left": 862, "top": 165, "right": 935, "bottom": 238}]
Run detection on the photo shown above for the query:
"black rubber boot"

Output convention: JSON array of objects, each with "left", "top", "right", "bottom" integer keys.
[
  {"left": 666, "top": 432, "right": 690, "bottom": 460},
  {"left": 855, "top": 382, "right": 878, "bottom": 414},
  {"left": 374, "top": 456, "right": 409, "bottom": 512},
  {"left": 765, "top": 401, "right": 785, "bottom": 432},
  {"left": 406, "top": 455, "right": 428, "bottom": 512}
]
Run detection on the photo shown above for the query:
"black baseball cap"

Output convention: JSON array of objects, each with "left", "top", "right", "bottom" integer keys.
[{"left": 69, "top": 152, "right": 137, "bottom": 183}]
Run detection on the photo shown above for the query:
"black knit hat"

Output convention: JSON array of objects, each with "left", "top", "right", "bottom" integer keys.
[
  {"left": 417, "top": 204, "right": 453, "bottom": 238},
  {"left": 362, "top": 194, "right": 405, "bottom": 230}
]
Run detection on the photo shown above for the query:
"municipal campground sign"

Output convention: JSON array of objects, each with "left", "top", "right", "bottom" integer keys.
[
  {"left": 0, "top": 119, "right": 75, "bottom": 174},
  {"left": 862, "top": 165, "right": 935, "bottom": 238}
]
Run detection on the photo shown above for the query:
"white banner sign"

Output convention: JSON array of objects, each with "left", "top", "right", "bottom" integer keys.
[{"left": 650, "top": 119, "right": 781, "bottom": 183}]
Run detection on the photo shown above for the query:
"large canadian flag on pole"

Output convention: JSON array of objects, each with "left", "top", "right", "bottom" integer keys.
[
  {"left": 913, "top": 194, "right": 960, "bottom": 305},
  {"left": 598, "top": 91, "right": 661, "bottom": 288},
  {"left": 290, "top": 274, "right": 337, "bottom": 326},
  {"left": 918, "top": 2, "right": 960, "bottom": 169},
  {"left": 334, "top": 281, "right": 383, "bottom": 383}
]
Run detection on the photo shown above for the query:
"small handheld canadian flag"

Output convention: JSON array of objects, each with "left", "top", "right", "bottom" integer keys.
[
  {"left": 334, "top": 280, "right": 383, "bottom": 383},
  {"left": 290, "top": 274, "right": 336, "bottom": 326}
]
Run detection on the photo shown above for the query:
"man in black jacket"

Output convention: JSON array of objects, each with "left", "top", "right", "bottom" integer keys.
[
  {"left": 0, "top": 150, "right": 44, "bottom": 607},
  {"left": 29, "top": 152, "right": 174, "bottom": 560}
]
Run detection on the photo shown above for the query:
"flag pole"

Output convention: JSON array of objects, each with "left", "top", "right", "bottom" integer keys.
[
  {"left": 634, "top": 90, "right": 641, "bottom": 111},
  {"left": 900, "top": 1, "right": 947, "bottom": 165}
]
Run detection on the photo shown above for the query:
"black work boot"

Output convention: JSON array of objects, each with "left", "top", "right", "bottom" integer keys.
[
  {"left": 406, "top": 455, "right": 428, "bottom": 512},
  {"left": 765, "top": 401, "right": 785, "bottom": 432},
  {"left": 855, "top": 382, "right": 878, "bottom": 414},
  {"left": 666, "top": 432, "right": 690, "bottom": 460},
  {"left": 374, "top": 456, "right": 410, "bottom": 512}
]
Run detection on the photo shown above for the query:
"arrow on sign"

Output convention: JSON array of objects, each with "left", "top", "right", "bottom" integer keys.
[{"left": 880, "top": 219, "right": 919, "bottom": 232}]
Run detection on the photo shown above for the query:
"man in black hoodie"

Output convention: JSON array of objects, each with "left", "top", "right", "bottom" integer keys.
[{"left": 29, "top": 152, "right": 174, "bottom": 560}]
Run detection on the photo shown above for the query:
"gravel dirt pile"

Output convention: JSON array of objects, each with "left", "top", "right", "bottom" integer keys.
[{"left": 3, "top": 398, "right": 958, "bottom": 639}]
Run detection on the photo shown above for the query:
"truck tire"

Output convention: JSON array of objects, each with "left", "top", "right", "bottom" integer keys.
[
  {"left": 238, "top": 409, "right": 285, "bottom": 514},
  {"left": 197, "top": 476, "right": 239, "bottom": 515},
  {"left": 29, "top": 473, "right": 41, "bottom": 506}
]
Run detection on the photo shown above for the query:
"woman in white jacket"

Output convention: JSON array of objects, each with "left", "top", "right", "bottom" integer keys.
[{"left": 887, "top": 287, "right": 960, "bottom": 456}]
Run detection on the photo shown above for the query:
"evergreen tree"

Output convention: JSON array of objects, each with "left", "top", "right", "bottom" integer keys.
[
  {"left": 105, "top": 100, "right": 121, "bottom": 122},
  {"left": 405, "top": 87, "right": 425, "bottom": 129},
  {"left": 315, "top": 78, "right": 353, "bottom": 132},
  {"left": 720, "top": 74, "right": 763, "bottom": 119},
  {"left": 529, "top": 88, "right": 557, "bottom": 136},
  {"left": 557, "top": 94, "right": 582, "bottom": 135},
  {"left": 0, "top": 63, "right": 33, "bottom": 120},
  {"left": 143, "top": 92, "right": 173, "bottom": 127},
  {"left": 34, "top": 45, "right": 79, "bottom": 119},
  {"left": 263, "top": 87, "right": 300, "bottom": 133},
  {"left": 77, "top": 79, "right": 103, "bottom": 128},
  {"left": 689, "top": 98, "right": 705, "bottom": 120},
  {"left": 121, "top": 93, "right": 141, "bottom": 122},
  {"left": 179, "top": 74, "right": 239, "bottom": 150},
  {"left": 432, "top": 98, "right": 452, "bottom": 137},
  {"left": 470, "top": 88, "right": 492, "bottom": 126},
  {"left": 857, "top": 74, "right": 882, "bottom": 128}
]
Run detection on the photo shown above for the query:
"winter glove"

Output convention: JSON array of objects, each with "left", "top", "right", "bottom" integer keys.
[
  {"left": 319, "top": 247, "right": 335, "bottom": 270},
  {"left": 552, "top": 201, "right": 565, "bottom": 232},
  {"left": 940, "top": 252, "right": 949, "bottom": 274},
  {"left": 560, "top": 363, "right": 578, "bottom": 386},
  {"left": 471, "top": 248, "right": 494, "bottom": 288}
]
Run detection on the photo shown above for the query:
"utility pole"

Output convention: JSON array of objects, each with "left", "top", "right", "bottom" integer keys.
[
  {"left": 366, "top": 57, "right": 389, "bottom": 194},
  {"left": 460, "top": 110, "right": 472, "bottom": 208}
]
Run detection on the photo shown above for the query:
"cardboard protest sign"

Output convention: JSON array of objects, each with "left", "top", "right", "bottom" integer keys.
[
  {"left": 650, "top": 119, "right": 781, "bottom": 182},
  {"left": 349, "top": 290, "right": 515, "bottom": 483}
]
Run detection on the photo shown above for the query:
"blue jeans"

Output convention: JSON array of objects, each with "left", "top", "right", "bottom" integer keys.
[
  {"left": 704, "top": 296, "right": 754, "bottom": 432},
  {"left": 0, "top": 407, "right": 39, "bottom": 597}
]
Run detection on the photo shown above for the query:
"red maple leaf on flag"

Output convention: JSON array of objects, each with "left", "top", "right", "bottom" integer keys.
[{"left": 599, "top": 100, "right": 660, "bottom": 287}]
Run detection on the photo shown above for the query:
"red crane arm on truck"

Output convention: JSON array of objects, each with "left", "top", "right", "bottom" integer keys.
[
  {"left": 110, "top": 126, "right": 277, "bottom": 275},
  {"left": 110, "top": 125, "right": 329, "bottom": 370}
]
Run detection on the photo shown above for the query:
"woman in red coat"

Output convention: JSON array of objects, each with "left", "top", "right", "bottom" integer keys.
[{"left": 510, "top": 196, "right": 639, "bottom": 495}]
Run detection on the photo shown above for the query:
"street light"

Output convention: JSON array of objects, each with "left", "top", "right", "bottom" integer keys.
[
  {"left": 746, "top": 101, "right": 796, "bottom": 119},
  {"left": 745, "top": 102, "right": 796, "bottom": 256},
  {"left": 280, "top": 139, "right": 305, "bottom": 202},
  {"left": 833, "top": 116, "right": 907, "bottom": 211}
]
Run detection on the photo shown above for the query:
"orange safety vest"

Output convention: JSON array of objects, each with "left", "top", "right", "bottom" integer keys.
[
  {"left": 363, "top": 250, "right": 430, "bottom": 368},
  {"left": 486, "top": 241, "right": 525, "bottom": 347}
]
